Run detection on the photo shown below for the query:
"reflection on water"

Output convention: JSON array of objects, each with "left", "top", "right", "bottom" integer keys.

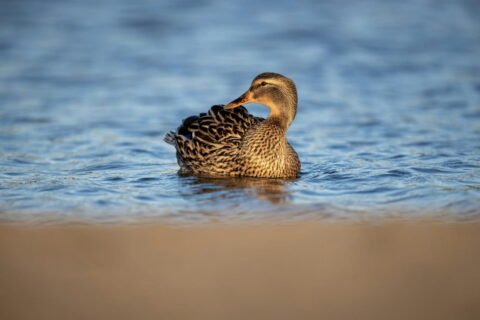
[
  {"left": 181, "top": 176, "right": 293, "bottom": 205},
  {"left": 0, "top": 0, "right": 479, "bottom": 223}
]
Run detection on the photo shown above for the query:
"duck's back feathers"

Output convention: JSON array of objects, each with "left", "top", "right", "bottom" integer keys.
[{"left": 164, "top": 105, "right": 264, "bottom": 176}]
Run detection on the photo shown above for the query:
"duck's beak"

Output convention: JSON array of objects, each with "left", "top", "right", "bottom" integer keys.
[{"left": 224, "top": 90, "right": 254, "bottom": 110}]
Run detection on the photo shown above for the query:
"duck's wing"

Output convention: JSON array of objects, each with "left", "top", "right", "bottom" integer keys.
[{"left": 164, "top": 105, "right": 264, "bottom": 159}]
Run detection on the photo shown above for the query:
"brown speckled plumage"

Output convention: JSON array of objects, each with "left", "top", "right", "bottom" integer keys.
[{"left": 164, "top": 72, "right": 301, "bottom": 178}]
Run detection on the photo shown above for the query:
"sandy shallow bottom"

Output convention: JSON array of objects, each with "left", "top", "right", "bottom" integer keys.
[{"left": 1, "top": 222, "right": 480, "bottom": 320}]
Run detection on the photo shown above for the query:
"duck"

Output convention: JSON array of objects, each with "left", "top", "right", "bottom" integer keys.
[{"left": 164, "top": 72, "right": 300, "bottom": 178}]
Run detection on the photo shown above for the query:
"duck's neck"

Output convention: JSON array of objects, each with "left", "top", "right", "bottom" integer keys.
[
  {"left": 266, "top": 101, "right": 295, "bottom": 130},
  {"left": 265, "top": 114, "right": 288, "bottom": 132}
]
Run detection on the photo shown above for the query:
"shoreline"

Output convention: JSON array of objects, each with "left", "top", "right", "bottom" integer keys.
[{"left": 1, "top": 222, "right": 480, "bottom": 319}]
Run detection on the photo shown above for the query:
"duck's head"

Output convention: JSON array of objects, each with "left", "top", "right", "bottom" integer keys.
[{"left": 224, "top": 72, "right": 297, "bottom": 127}]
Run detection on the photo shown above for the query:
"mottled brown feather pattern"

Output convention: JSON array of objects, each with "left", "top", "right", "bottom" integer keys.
[
  {"left": 164, "top": 105, "right": 300, "bottom": 178},
  {"left": 237, "top": 117, "right": 300, "bottom": 178},
  {"left": 164, "top": 105, "right": 266, "bottom": 176}
]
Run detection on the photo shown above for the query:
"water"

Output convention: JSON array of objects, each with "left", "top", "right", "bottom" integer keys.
[{"left": 1, "top": 0, "right": 479, "bottom": 223}]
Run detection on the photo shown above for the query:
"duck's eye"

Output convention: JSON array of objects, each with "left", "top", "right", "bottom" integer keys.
[{"left": 260, "top": 81, "right": 268, "bottom": 86}]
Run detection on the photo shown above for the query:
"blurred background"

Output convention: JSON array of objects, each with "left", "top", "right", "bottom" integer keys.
[{"left": 0, "top": 0, "right": 479, "bottom": 222}]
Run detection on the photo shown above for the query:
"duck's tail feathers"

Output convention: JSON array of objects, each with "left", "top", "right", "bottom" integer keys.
[{"left": 163, "top": 131, "right": 177, "bottom": 145}]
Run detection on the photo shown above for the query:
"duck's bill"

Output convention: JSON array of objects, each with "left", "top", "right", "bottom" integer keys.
[{"left": 224, "top": 92, "right": 253, "bottom": 110}]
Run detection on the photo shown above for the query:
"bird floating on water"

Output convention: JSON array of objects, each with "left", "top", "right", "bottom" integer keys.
[{"left": 164, "top": 72, "right": 300, "bottom": 178}]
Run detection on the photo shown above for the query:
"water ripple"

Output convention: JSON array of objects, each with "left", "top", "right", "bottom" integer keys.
[{"left": 0, "top": 0, "right": 479, "bottom": 223}]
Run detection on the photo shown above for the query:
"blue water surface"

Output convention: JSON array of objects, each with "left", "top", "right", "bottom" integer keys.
[{"left": 1, "top": 0, "right": 479, "bottom": 223}]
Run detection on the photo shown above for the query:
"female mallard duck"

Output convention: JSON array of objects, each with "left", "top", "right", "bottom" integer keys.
[{"left": 164, "top": 72, "right": 300, "bottom": 178}]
